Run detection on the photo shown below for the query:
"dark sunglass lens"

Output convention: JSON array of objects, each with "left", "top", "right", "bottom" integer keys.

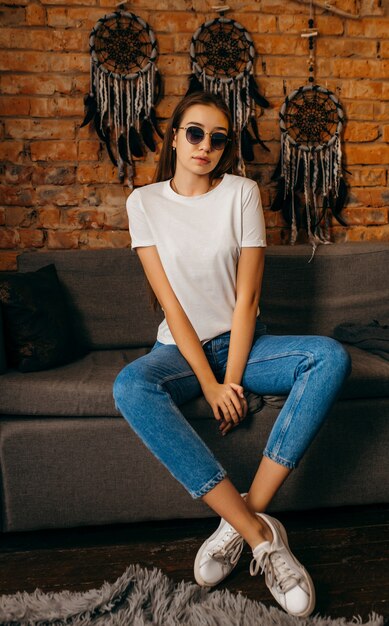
[
  {"left": 186, "top": 126, "right": 204, "bottom": 144},
  {"left": 211, "top": 133, "right": 228, "bottom": 150}
]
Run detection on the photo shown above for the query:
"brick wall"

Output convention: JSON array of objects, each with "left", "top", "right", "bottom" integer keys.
[{"left": 1, "top": 0, "right": 388, "bottom": 270}]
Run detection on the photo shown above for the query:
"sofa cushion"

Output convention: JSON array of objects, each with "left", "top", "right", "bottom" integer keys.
[
  {"left": 0, "top": 264, "right": 85, "bottom": 372},
  {"left": 0, "top": 345, "right": 387, "bottom": 418},
  {"left": 0, "top": 349, "right": 148, "bottom": 417},
  {"left": 17, "top": 249, "right": 164, "bottom": 350}
]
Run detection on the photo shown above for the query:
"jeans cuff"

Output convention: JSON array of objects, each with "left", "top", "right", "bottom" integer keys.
[
  {"left": 190, "top": 468, "right": 227, "bottom": 499},
  {"left": 263, "top": 449, "right": 297, "bottom": 470}
]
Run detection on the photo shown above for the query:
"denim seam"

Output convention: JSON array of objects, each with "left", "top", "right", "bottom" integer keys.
[
  {"left": 190, "top": 468, "right": 227, "bottom": 499},
  {"left": 246, "top": 349, "right": 314, "bottom": 366},
  {"left": 264, "top": 352, "right": 314, "bottom": 464},
  {"left": 159, "top": 370, "right": 196, "bottom": 385},
  {"left": 263, "top": 449, "right": 296, "bottom": 470}
]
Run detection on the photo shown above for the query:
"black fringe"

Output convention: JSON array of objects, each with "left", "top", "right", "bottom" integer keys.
[
  {"left": 248, "top": 75, "right": 270, "bottom": 109},
  {"left": 129, "top": 126, "right": 144, "bottom": 158},
  {"left": 185, "top": 73, "right": 204, "bottom": 96},
  {"left": 241, "top": 126, "right": 254, "bottom": 161},
  {"left": 141, "top": 118, "right": 156, "bottom": 152},
  {"left": 250, "top": 116, "right": 270, "bottom": 152},
  {"left": 149, "top": 107, "right": 164, "bottom": 139},
  {"left": 103, "top": 127, "right": 118, "bottom": 167},
  {"left": 153, "top": 69, "right": 163, "bottom": 106},
  {"left": 118, "top": 133, "right": 130, "bottom": 164},
  {"left": 332, "top": 177, "right": 348, "bottom": 226},
  {"left": 80, "top": 93, "right": 97, "bottom": 128}
]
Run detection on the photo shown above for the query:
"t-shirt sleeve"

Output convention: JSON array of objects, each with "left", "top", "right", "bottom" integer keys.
[
  {"left": 241, "top": 182, "right": 267, "bottom": 248},
  {"left": 126, "top": 189, "right": 156, "bottom": 250}
]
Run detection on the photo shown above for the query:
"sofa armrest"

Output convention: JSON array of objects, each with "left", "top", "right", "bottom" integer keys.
[{"left": 0, "top": 306, "right": 7, "bottom": 374}]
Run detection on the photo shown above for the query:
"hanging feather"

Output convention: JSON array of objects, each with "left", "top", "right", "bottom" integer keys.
[
  {"left": 332, "top": 177, "right": 349, "bottom": 226},
  {"left": 270, "top": 179, "right": 286, "bottom": 212},
  {"left": 149, "top": 107, "right": 164, "bottom": 139},
  {"left": 141, "top": 117, "right": 156, "bottom": 152},
  {"left": 250, "top": 116, "right": 270, "bottom": 152},
  {"left": 118, "top": 132, "right": 130, "bottom": 164},
  {"left": 93, "top": 112, "right": 107, "bottom": 143},
  {"left": 153, "top": 69, "right": 163, "bottom": 106},
  {"left": 103, "top": 126, "right": 118, "bottom": 167},
  {"left": 129, "top": 126, "right": 144, "bottom": 158},
  {"left": 241, "top": 126, "right": 254, "bottom": 161},
  {"left": 185, "top": 72, "right": 204, "bottom": 96},
  {"left": 248, "top": 75, "right": 270, "bottom": 109},
  {"left": 271, "top": 156, "right": 282, "bottom": 182},
  {"left": 81, "top": 93, "right": 98, "bottom": 128}
]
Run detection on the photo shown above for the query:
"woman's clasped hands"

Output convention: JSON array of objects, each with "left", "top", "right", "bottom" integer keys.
[{"left": 203, "top": 382, "right": 248, "bottom": 436}]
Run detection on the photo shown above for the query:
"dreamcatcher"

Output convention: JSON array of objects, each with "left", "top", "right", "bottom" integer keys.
[
  {"left": 81, "top": 10, "right": 163, "bottom": 188},
  {"left": 185, "top": 8, "right": 270, "bottom": 176},
  {"left": 270, "top": 4, "right": 348, "bottom": 257}
]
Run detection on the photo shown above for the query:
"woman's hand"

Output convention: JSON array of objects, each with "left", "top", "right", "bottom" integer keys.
[{"left": 203, "top": 382, "right": 248, "bottom": 436}]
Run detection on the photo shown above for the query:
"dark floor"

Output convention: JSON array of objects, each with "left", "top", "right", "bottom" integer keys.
[{"left": 0, "top": 504, "right": 388, "bottom": 622}]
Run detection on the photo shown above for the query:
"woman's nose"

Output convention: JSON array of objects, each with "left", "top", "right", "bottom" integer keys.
[{"left": 199, "top": 132, "right": 212, "bottom": 151}]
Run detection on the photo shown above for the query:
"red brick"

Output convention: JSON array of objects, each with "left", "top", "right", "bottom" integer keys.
[
  {"left": 25, "top": 2, "right": 46, "bottom": 25},
  {"left": 61, "top": 209, "right": 105, "bottom": 230},
  {"left": 344, "top": 144, "right": 389, "bottom": 165},
  {"left": 346, "top": 167, "right": 387, "bottom": 186},
  {"left": 0, "top": 141, "right": 25, "bottom": 162},
  {"left": 19, "top": 229, "right": 45, "bottom": 248},
  {"left": 3, "top": 165, "right": 33, "bottom": 185},
  {"left": 0, "top": 228, "right": 19, "bottom": 248},
  {"left": 36, "top": 185, "right": 80, "bottom": 206},
  {"left": 0, "top": 74, "right": 73, "bottom": 96},
  {"left": 47, "top": 230, "right": 80, "bottom": 249},
  {"left": 343, "top": 122, "right": 379, "bottom": 142},
  {"left": 79, "top": 230, "right": 131, "bottom": 248},
  {"left": 0, "top": 186, "right": 34, "bottom": 206},
  {"left": 103, "top": 207, "right": 129, "bottom": 230},
  {"left": 0, "top": 97, "right": 30, "bottom": 116},
  {"left": 5, "top": 119, "right": 75, "bottom": 140},
  {"left": 339, "top": 207, "right": 388, "bottom": 225},
  {"left": 32, "top": 166, "right": 76, "bottom": 186},
  {"left": 77, "top": 163, "right": 118, "bottom": 183},
  {"left": 344, "top": 224, "right": 389, "bottom": 241},
  {"left": 0, "top": 208, "right": 5, "bottom": 226},
  {"left": 0, "top": 251, "right": 19, "bottom": 271},
  {"left": 38, "top": 207, "right": 61, "bottom": 228},
  {"left": 77, "top": 141, "right": 100, "bottom": 162},
  {"left": 5, "top": 206, "right": 38, "bottom": 228},
  {"left": 30, "top": 141, "right": 77, "bottom": 162}
]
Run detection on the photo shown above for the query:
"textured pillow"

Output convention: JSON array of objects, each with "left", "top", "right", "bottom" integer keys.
[{"left": 0, "top": 264, "right": 86, "bottom": 372}]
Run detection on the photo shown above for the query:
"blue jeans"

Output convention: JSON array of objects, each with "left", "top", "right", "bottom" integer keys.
[{"left": 113, "top": 322, "right": 351, "bottom": 499}]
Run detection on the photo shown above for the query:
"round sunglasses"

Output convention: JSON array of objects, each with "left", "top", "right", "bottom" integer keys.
[{"left": 176, "top": 126, "right": 231, "bottom": 151}]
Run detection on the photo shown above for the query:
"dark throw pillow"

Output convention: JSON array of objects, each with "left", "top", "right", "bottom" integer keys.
[{"left": 0, "top": 264, "right": 85, "bottom": 373}]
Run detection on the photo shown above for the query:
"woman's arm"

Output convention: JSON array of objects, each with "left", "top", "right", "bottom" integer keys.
[
  {"left": 221, "top": 247, "right": 265, "bottom": 432},
  {"left": 136, "top": 246, "right": 246, "bottom": 427}
]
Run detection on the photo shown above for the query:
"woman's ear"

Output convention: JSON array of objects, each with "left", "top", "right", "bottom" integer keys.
[{"left": 172, "top": 128, "right": 177, "bottom": 150}]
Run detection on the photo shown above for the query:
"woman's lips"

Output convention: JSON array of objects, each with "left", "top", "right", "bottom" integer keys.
[{"left": 193, "top": 157, "right": 210, "bottom": 164}]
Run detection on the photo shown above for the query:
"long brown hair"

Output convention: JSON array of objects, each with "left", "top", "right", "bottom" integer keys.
[{"left": 142, "top": 91, "right": 239, "bottom": 312}]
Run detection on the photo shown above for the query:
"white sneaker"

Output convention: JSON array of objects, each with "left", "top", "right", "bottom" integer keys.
[
  {"left": 249, "top": 513, "right": 316, "bottom": 617},
  {"left": 194, "top": 493, "right": 247, "bottom": 587}
]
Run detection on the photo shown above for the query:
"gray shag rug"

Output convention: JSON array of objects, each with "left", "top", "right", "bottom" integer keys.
[{"left": 0, "top": 563, "right": 384, "bottom": 626}]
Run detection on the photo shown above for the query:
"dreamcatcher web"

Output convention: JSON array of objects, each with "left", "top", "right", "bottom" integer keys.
[
  {"left": 81, "top": 10, "right": 163, "bottom": 188},
  {"left": 186, "top": 15, "right": 270, "bottom": 176}
]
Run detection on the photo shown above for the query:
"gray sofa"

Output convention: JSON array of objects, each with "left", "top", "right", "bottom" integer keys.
[{"left": 0, "top": 243, "right": 388, "bottom": 533}]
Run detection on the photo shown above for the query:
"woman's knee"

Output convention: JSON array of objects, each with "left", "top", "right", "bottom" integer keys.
[
  {"left": 312, "top": 336, "right": 352, "bottom": 380},
  {"left": 113, "top": 362, "right": 143, "bottom": 407}
]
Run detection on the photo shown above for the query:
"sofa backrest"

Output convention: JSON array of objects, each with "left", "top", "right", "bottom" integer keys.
[
  {"left": 17, "top": 248, "right": 163, "bottom": 349},
  {"left": 260, "top": 243, "right": 389, "bottom": 336},
  {"left": 15, "top": 242, "right": 389, "bottom": 347}
]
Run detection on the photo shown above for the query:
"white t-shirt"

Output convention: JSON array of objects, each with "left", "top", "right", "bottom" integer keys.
[{"left": 126, "top": 173, "right": 267, "bottom": 345}]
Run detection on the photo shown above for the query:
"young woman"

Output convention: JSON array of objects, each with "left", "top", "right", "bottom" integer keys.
[{"left": 113, "top": 91, "right": 351, "bottom": 618}]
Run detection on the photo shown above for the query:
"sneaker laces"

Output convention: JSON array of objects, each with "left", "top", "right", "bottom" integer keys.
[
  {"left": 249, "top": 547, "right": 302, "bottom": 593},
  {"left": 208, "top": 529, "right": 243, "bottom": 564}
]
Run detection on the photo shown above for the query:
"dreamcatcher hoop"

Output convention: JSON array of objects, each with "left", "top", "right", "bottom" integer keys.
[
  {"left": 186, "top": 16, "right": 270, "bottom": 176},
  {"left": 271, "top": 6, "right": 348, "bottom": 257},
  {"left": 81, "top": 11, "right": 163, "bottom": 188}
]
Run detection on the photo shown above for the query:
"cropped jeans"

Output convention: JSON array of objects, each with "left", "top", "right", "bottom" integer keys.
[{"left": 113, "top": 321, "right": 351, "bottom": 499}]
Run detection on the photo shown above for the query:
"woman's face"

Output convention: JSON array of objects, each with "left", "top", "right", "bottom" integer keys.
[{"left": 172, "top": 104, "right": 229, "bottom": 179}]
